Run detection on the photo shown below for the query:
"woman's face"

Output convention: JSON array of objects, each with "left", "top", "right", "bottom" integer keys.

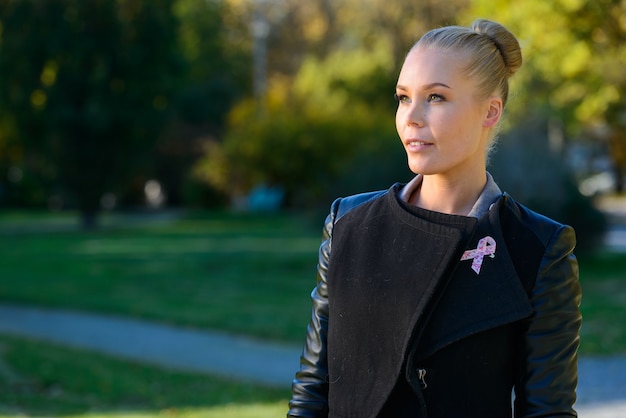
[{"left": 395, "top": 45, "right": 501, "bottom": 180}]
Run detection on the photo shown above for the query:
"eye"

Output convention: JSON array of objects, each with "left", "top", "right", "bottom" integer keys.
[
  {"left": 394, "top": 93, "right": 411, "bottom": 104},
  {"left": 427, "top": 93, "right": 445, "bottom": 103}
]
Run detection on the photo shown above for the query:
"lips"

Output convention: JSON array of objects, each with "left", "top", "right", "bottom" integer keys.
[{"left": 405, "top": 138, "right": 433, "bottom": 152}]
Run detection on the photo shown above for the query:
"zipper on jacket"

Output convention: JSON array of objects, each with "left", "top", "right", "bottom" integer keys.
[{"left": 417, "top": 368, "right": 428, "bottom": 389}]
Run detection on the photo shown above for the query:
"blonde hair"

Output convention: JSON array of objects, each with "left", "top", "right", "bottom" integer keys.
[{"left": 413, "top": 19, "right": 522, "bottom": 107}]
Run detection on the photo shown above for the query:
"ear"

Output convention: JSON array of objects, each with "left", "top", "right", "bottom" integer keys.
[{"left": 483, "top": 97, "right": 503, "bottom": 128}]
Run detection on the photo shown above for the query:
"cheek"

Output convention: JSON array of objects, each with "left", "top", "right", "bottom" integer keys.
[{"left": 435, "top": 109, "right": 474, "bottom": 135}]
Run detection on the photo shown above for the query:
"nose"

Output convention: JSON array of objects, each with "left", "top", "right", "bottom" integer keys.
[{"left": 402, "top": 101, "right": 424, "bottom": 127}]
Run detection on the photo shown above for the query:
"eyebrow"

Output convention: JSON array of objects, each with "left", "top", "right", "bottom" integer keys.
[{"left": 396, "top": 82, "right": 452, "bottom": 91}]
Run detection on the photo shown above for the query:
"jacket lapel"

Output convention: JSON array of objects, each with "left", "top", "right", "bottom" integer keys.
[
  {"left": 412, "top": 198, "right": 533, "bottom": 361},
  {"left": 326, "top": 192, "right": 477, "bottom": 416}
]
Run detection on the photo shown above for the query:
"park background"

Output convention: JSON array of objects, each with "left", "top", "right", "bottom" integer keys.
[{"left": 0, "top": 0, "right": 625, "bottom": 416}]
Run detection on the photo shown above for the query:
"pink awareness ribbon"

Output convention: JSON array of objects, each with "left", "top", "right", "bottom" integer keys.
[{"left": 460, "top": 236, "right": 496, "bottom": 274}]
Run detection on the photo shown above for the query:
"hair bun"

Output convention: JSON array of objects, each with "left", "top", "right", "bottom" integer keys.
[{"left": 472, "top": 19, "right": 522, "bottom": 77}]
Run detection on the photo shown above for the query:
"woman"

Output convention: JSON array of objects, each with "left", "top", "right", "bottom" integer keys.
[{"left": 288, "top": 19, "right": 581, "bottom": 418}]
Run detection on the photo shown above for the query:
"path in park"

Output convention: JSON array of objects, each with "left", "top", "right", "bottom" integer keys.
[{"left": 0, "top": 303, "right": 624, "bottom": 417}]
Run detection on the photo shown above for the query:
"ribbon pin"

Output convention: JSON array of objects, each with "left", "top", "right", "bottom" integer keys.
[{"left": 461, "top": 236, "right": 496, "bottom": 274}]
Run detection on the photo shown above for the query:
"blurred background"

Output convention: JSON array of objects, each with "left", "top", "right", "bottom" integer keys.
[{"left": 0, "top": 0, "right": 625, "bottom": 417}]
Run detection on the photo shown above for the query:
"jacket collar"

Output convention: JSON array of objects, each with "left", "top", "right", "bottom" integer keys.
[{"left": 399, "top": 172, "right": 502, "bottom": 218}]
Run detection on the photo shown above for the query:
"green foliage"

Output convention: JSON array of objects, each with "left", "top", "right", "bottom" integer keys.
[
  {"left": 467, "top": 0, "right": 626, "bottom": 186},
  {"left": 153, "top": 0, "right": 249, "bottom": 207},
  {"left": 192, "top": 0, "right": 471, "bottom": 208},
  {"left": 0, "top": 0, "right": 250, "bottom": 213},
  {"left": 468, "top": 0, "right": 622, "bottom": 126},
  {"left": 3, "top": 0, "right": 621, "bottom": 213},
  {"left": 0, "top": 0, "right": 184, "bottom": 223},
  {"left": 194, "top": 42, "right": 400, "bottom": 206},
  {"left": 172, "top": 0, "right": 248, "bottom": 127}
]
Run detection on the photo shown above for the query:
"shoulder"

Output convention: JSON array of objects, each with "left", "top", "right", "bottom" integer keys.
[
  {"left": 499, "top": 193, "right": 576, "bottom": 293},
  {"left": 330, "top": 186, "right": 398, "bottom": 223},
  {"left": 500, "top": 193, "right": 574, "bottom": 248},
  {"left": 320, "top": 185, "right": 399, "bottom": 242}
]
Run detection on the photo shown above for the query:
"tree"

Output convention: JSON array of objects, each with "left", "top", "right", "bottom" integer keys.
[
  {"left": 0, "top": 0, "right": 183, "bottom": 226},
  {"left": 153, "top": 0, "right": 250, "bottom": 207},
  {"left": 195, "top": 0, "right": 469, "bottom": 208},
  {"left": 469, "top": 0, "right": 626, "bottom": 191},
  {"left": 193, "top": 44, "right": 397, "bottom": 207}
]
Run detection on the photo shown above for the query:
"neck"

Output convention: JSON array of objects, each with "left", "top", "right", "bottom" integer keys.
[{"left": 410, "top": 171, "right": 487, "bottom": 216}]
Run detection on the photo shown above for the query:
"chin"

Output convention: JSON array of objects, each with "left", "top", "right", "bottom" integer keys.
[{"left": 407, "top": 160, "right": 431, "bottom": 176}]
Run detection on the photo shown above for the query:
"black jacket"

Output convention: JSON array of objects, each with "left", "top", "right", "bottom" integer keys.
[{"left": 288, "top": 184, "right": 581, "bottom": 418}]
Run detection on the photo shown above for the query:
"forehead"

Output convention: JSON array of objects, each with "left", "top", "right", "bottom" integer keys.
[{"left": 397, "top": 46, "right": 471, "bottom": 87}]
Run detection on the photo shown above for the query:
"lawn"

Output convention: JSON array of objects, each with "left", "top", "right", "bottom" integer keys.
[
  {"left": 577, "top": 251, "right": 626, "bottom": 355},
  {"left": 0, "top": 209, "right": 313, "bottom": 417},
  {"left": 0, "top": 209, "right": 320, "bottom": 343},
  {"left": 0, "top": 208, "right": 624, "bottom": 416},
  {"left": 0, "top": 334, "right": 289, "bottom": 417}
]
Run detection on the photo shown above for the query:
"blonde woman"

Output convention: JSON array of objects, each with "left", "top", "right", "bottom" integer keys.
[{"left": 289, "top": 19, "right": 581, "bottom": 418}]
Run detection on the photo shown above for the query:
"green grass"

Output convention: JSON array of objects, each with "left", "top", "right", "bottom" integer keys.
[
  {"left": 0, "top": 334, "right": 288, "bottom": 417},
  {"left": 0, "top": 209, "right": 320, "bottom": 343},
  {"left": 577, "top": 251, "right": 626, "bottom": 355},
  {"left": 0, "top": 210, "right": 307, "bottom": 416}
]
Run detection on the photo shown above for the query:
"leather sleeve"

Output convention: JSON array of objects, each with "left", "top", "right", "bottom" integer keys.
[
  {"left": 287, "top": 199, "right": 339, "bottom": 417},
  {"left": 514, "top": 225, "right": 582, "bottom": 417}
]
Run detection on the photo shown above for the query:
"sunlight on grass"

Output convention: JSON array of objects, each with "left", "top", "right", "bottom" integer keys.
[
  {"left": 0, "top": 403, "right": 288, "bottom": 418},
  {"left": 0, "top": 335, "right": 290, "bottom": 418},
  {"left": 36, "top": 401, "right": 289, "bottom": 418},
  {"left": 0, "top": 404, "right": 289, "bottom": 418}
]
